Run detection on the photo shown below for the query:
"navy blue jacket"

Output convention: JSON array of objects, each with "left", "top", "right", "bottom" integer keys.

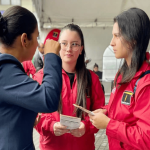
[{"left": 0, "top": 53, "right": 62, "bottom": 150}]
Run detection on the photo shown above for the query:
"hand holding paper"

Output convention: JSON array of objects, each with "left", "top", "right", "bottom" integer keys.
[
  {"left": 70, "top": 122, "right": 85, "bottom": 137},
  {"left": 53, "top": 122, "right": 70, "bottom": 136},
  {"left": 88, "top": 109, "right": 110, "bottom": 129}
]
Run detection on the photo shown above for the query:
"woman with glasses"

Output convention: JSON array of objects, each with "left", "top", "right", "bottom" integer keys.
[
  {"left": 89, "top": 8, "right": 150, "bottom": 150},
  {"left": 34, "top": 24, "right": 105, "bottom": 150}
]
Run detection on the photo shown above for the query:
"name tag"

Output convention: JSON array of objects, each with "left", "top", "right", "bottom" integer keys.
[{"left": 121, "top": 91, "right": 133, "bottom": 105}]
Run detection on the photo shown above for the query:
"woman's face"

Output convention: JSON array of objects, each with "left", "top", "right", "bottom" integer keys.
[
  {"left": 93, "top": 67, "right": 98, "bottom": 72},
  {"left": 27, "top": 25, "right": 39, "bottom": 60},
  {"left": 110, "top": 22, "right": 132, "bottom": 65},
  {"left": 59, "top": 29, "right": 83, "bottom": 65}
]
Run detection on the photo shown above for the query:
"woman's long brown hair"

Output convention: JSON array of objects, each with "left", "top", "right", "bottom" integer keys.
[{"left": 58, "top": 24, "right": 91, "bottom": 119}]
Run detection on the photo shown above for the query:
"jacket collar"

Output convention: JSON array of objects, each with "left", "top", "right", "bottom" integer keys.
[
  {"left": 62, "top": 68, "right": 77, "bottom": 80},
  {"left": 0, "top": 53, "right": 25, "bottom": 72}
]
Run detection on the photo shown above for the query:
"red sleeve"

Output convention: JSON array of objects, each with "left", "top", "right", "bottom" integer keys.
[
  {"left": 35, "top": 113, "right": 57, "bottom": 136},
  {"left": 34, "top": 69, "right": 57, "bottom": 136},
  {"left": 22, "top": 61, "right": 29, "bottom": 75},
  {"left": 106, "top": 85, "right": 150, "bottom": 149},
  {"left": 28, "top": 61, "right": 36, "bottom": 77},
  {"left": 82, "top": 71, "right": 105, "bottom": 134},
  {"left": 22, "top": 61, "right": 36, "bottom": 77},
  {"left": 33, "top": 69, "right": 44, "bottom": 85},
  {"left": 101, "top": 105, "right": 108, "bottom": 109}
]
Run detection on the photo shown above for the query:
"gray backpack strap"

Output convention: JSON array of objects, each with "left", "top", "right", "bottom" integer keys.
[{"left": 134, "top": 70, "right": 150, "bottom": 94}]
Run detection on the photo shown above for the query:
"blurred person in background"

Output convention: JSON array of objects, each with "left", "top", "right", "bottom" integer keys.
[{"left": 33, "top": 43, "right": 44, "bottom": 72}]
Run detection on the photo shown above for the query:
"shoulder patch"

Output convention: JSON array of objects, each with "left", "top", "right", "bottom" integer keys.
[{"left": 121, "top": 91, "right": 133, "bottom": 105}]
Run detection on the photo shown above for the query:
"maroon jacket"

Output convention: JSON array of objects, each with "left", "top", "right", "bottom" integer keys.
[{"left": 34, "top": 69, "right": 105, "bottom": 150}]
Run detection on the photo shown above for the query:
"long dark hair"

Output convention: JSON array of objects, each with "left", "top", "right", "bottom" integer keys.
[
  {"left": 0, "top": 6, "right": 37, "bottom": 46},
  {"left": 114, "top": 8, "right": 150, "bottom": 85},
  {"left": 58, "top": 24, "right": 91, "bottom": 118}
]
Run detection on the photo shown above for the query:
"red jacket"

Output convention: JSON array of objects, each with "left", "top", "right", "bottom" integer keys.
[
  {"left": 22, "top": 60, "right": 36, "bottom": 77},
  {"left": 105, "top": 59, "right": 150, "bottom": 150},
  {"left": 34, "top": 69, "right": 105, "bottom": 150}
]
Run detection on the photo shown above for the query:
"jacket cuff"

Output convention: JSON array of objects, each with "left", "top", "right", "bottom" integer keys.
[
  {"left": 50, "top": 121, "right": 57, "bottom": 135},
  {"left": 106, "top": 119, "right": 120, "bottom": 140},
  {"left": 82, "top": 120, "right": 90, "bottom": 133}
]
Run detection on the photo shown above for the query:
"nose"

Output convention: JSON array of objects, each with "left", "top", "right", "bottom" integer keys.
[
  {"left": 110, "top": 37, "right": 115, "bottom": 47},
  {"left": 66, "top": 44, "right": 72, "bottom": 51}
]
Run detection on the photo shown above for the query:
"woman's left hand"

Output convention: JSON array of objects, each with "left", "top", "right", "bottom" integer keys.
[
  {"left": 89, "top": 110, "right": 110, "bottom": 129},
  {"left": 70, "top": 122, "right": 85, "bottom": 137}
]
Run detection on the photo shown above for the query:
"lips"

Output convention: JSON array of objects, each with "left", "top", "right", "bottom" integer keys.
[
  {"left": 113, "top": 49, "right": 117, "bottom": 53},
  {"left": 65, "top": 54, "right": 72, "bottom": 57}
]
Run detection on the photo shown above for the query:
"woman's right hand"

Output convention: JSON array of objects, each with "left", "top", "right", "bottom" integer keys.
[
  {"left": 53, "top": 122, "right": 70, "bottom": 136},
  {"left": 92, "top": 109, "right": 107, "bottom": 115},
  {"left": 44, "top": 39, "right": 60, "bottom": 56}
]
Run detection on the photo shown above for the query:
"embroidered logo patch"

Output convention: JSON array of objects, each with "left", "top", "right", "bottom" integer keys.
[{"left": 121, "top": 91, "right": 133, "bottom": 105}]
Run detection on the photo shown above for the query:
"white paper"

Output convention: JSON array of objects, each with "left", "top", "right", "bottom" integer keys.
[{"left": 60, "top": 114, "right": 81, "bottom": 130}]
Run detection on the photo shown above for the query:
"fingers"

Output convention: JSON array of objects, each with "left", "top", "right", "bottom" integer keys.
[
  {"left": 102, "top": 109, "right": 107, "bottom": 115},
  {"left": 89, "top": 109, "right": 107, "bottom": 118},
  {"left": 92, "top": 109, "right": 101, "bottom": 113},
  {"left": 70, "top": 130, "right": 83, "bottom": 137},
  {"left": 54, "top": 122, "right": 85, "bottom": 137},
  {"left": 54, "top": 122, "right": 67, "bottom": 129},
  {"left": 55, "top": 129, "right": 69, "bottom": 136},
  {"left": 92, "top": 109, "right": 107, "bottom": 113},
  {"left": 44, "top": 39, "right": 61, "bottom": 55},
  {"left": 54, "top": 122, "right": 69, "bottom": 136},
  {"left": 70, "top": 123, "right": 85, "bottom": 137}
]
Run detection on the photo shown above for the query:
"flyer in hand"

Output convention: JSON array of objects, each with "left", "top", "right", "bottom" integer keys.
[{"left": 60, "top": 114, "right": 81, "bottom": 130}]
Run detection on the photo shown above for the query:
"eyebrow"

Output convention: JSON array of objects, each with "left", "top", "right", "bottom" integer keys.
[
  {"left": 61, "top": 40, "right": 79, "bottom": 42},
  {"left": 112, "top": 32, "right": 120, "bottom": 36}
]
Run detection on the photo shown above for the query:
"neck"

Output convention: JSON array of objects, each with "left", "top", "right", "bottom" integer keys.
[
  {"left": 0, "top": 45, "right": 23, "bottom": 62},
  {"left": 0, "top": 37, "right": 25, "bottom": 63},
  {"left": 62, "top": 62, "right": 76, "bottom": 73},
  {"left": 125, "top": 50, "right": 133, "bottom": 66},
  {"left": 125, "top": 56, "right": 132, "bottom": 66}
]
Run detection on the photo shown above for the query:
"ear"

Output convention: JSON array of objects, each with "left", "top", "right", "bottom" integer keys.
[
  {"left": 21, "top": 33, "right": 28, "bottom": 48},
  {"left": 80, "top": 46, "right": 83, "bottom": 54}
]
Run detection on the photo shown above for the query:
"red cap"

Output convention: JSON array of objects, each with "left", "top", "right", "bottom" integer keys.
[{"left": 44, "top": 28, "right": 61, "bottom": 44}]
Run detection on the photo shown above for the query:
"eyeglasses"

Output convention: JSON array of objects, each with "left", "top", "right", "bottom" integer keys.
[
  {"left": 38, "top": 43, "right": 44, "bottom": 49},
  {"left": 60, "top": 42, "right": 81, "bottom": 51},
  {"left": 38, "top": 45, "right": 44, "bottom": 49}
]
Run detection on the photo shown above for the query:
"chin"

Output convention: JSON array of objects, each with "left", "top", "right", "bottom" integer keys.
[{"left": 115, "top": 55, "right": 121, "bottom": 59}]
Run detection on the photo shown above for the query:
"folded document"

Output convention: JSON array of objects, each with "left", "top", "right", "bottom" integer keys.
[{"left": 60, "top": 114, "right": 81, "bottom": 130}]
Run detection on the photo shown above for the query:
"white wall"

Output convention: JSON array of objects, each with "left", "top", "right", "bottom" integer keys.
[{"left": 81, "top": 27, "right": 112, "bottom": 71}]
